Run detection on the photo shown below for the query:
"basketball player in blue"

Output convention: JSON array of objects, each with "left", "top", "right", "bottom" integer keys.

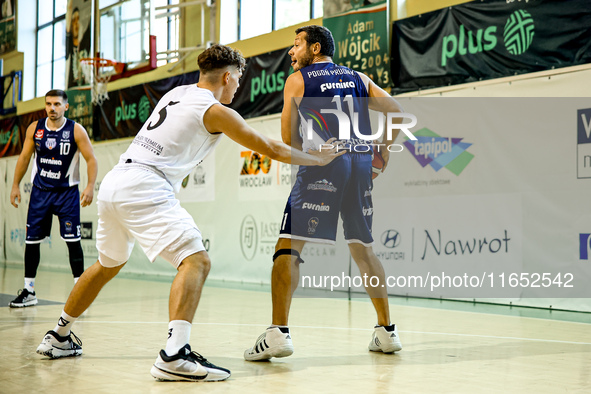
[
  {"left": 9, "top": 89, "right": 97, "bottom": 308},
  {"left": 35, "top": 45, "right": 343, "bottom": 382},
  {"left": 245, "top": 25, "right": 404, "bottom": 360}
]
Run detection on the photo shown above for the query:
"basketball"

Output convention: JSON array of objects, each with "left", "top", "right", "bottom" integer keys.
[{"left": 372, "top": 149, "right": 385, "bottom": 179}]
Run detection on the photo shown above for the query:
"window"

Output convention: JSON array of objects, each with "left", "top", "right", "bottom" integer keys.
[
  {"left": 221, "top": 0, "right": 323, "bottom": 43},
  {"left": 99, "top": 0, "right": 180, "bottom": 67},
  {"left": 152, "top": 0, "right": 180, "bottom": 66},
  {"left": 100, "top": 0, "right": 150, "bottom": 65},
  {"left": 35, "top": 0, "right": 67, "bottom": 97}
]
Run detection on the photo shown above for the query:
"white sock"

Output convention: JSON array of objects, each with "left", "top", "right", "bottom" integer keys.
[
  {"left": 165, "top": 320, "right": 192, "bottom": 357},
  {"left": 74, "top": 277, "right": 79, "bottom": 284},
  {"left": 53, "top": 310, "right": 77, "bottom": 337},
  {"left": 24, "top": 277, "right": 35, "bottom": 293}
]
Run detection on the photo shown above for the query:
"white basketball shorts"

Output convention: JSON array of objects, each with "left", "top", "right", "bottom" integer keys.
[{"left": 96, "top": 165, "right": 205, "bottom": 268}]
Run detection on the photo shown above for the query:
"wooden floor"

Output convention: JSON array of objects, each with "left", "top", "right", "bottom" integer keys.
[{"left": 1, "top": 265, "right": 590, "bottom": 393}]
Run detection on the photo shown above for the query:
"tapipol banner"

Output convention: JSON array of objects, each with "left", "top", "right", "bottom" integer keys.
[
  {"left": 323, "top": 1, "right": 390, "bottom": 88},
  {"left": 391, "top": 0, "right": 591, "bottom": 91}
]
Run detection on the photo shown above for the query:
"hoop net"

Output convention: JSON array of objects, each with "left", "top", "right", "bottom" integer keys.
[{"left": 80, "top": 58, "right": 124, "bottom": 106}]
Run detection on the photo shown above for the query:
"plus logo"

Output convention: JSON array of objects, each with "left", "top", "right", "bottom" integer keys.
[
  {"left": 381, "top": 230, "right": 401, "bottom": 249},
  {"left": 580, "top": 234, "right": 591, "bottom": 260}
]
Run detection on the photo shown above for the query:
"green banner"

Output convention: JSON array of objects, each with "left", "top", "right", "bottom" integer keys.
[
  {"left": 0, "top": 18, "right": 15, "bottom": 54},
  {"left": 323, "top": 1, "right": 390, "bottom": 88},
  {"left": 66, "top": 89, "right": 93, "bottom": 138}
]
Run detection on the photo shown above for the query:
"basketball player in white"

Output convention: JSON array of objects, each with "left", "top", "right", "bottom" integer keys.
[{"left": 36, "top": 44, "right": 344, "bottom": 382}]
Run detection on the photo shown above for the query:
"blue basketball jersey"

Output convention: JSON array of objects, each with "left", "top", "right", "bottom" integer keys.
[
  {"left": 32, "top": 118, "right": 80, "bottom": 189},
  {"left": 298, "top": 62, "right": 372, "bottom": 148}
]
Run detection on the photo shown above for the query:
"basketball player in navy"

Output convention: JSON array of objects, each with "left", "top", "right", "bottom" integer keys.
[
  {"left": 36, "top": 45, "right": 343, "bottom": 382},
  {"left": 9, "top": 89, "right": 97, "bottom": 308},
  {"left": 245, "top": 25, "right": 404, "bottom": 361}
]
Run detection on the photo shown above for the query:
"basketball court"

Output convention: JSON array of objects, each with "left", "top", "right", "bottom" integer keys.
[
  {"left": 1, "top": 265, "right": 590, "bottom": 392},
  {"left": 1, "top": 0, "right": 591, "bottom": 392}
]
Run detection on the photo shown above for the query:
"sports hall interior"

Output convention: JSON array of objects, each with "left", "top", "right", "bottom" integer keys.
[{"left": 1, "top": 0, "right": 590, "bottom": 392}]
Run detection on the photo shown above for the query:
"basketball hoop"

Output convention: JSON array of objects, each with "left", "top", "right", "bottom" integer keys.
[{"left": 79, "top": 58, "right": 125, "bottom": 106}]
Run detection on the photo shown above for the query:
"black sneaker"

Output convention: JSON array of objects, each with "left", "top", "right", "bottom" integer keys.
[
  {"left": 150, "top": 344, "right": 231, "bottom": 382},
  {"left": 9, "top": 289, "right": 38, "bottom": 308},
  {"left": 36, "top": 330, "right": 83, "bottom": 358}
]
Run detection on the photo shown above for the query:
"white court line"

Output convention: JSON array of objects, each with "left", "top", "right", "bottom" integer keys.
[{"left": 5, "top": 320, "right": 591, "bottom": 346}]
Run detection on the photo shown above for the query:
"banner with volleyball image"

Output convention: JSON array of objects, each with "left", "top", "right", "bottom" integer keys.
[{"left": 391, "top": 0, "right": 591, "bottom": 91}]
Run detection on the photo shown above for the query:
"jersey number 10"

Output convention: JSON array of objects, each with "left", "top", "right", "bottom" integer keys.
[{"left": 60, "top": 142, "right": 71, "bottom": 155}]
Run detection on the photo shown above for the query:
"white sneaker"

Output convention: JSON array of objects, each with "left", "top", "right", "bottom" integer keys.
[
  {"left": 244, "top": 326, "right": 294, "bottom": 361},
  {"left": 36, "top": 330, "right": 83, "bottom": 358},
  {"left": 368, "top": 324, "right": 402, "bottom": 353},
  {"left": 150, "top": 344, "right": 230, "bottom": 382}
]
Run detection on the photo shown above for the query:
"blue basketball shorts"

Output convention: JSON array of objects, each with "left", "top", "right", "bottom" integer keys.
[
  {"left": 26, "top": 185, "right": 81, "bottom": 243},
  {"left": 279, "top": 152, "right": 374, "bottom": 245}
]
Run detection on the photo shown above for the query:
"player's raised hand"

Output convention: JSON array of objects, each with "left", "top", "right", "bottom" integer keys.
[
  {"left": 10, "top": 184, "right": 21, "bottom": 208},
  {"left": 307, "top": 137, "right": 346, "bottom": 166}
]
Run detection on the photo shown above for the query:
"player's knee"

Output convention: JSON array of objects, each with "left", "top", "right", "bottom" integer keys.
[
  {"left": 350, "top": 245, "right": 376, "bottom": 264},
  {"left": 92, "top": 259, "right": 125, "bottom": 283},
  {"left": 273, "top": 249, "right": 304, "bottom": 265},
  {"left": 179, "top": 252, "right": 211, "bottom": 275},
  {"left": 198, "top": 254, "right": 211, "bottom": 274},
  {"left": 98, "top": 252, "right": 126, "bottom": 269}
]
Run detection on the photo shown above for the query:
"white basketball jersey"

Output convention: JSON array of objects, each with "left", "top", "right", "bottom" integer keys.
[{"left": 119, "top": 85, "right": 222, "bottom": 192}]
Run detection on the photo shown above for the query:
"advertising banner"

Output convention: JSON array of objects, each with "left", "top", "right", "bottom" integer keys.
[
  {"left": 0, "top": 109, "right": 45, "bottom": 158},
  {"left": 66, "top": 89, "right": 93, "bottom": 138},
  {"left": 4, "top": 88, "right": 591, "bottom": 310},
  {"left": 0, "top": 115, "right": 19, "bottom": 157},
  {"left": 94, "top": 71, "right": 200, "bottom": 141},
  {"left": 324, "top": 1, "right": 390, "bottom": 88},
  {"left": 0, "top": 158, "right": 5, "bottom": 259},
  {"left": 229, "top": 47, "right": 292, "bottom": 119},
  {"left": 391, "top": 0, "right": 591, "bottom": 91},
  {"left": 96, "top": 46, "right": 292, "bottom": 140},
  {"left": 66, "top": 0, "right": 93, "bottom": 88},
  {"left": 282, "top": 96, "right": 591, "bottom": 303},
  {"left": 176, "top": 151, "right": 216, "bottom": 203},
  {"left": 0, "top": 0, "right": 15, "bottom": 54}
]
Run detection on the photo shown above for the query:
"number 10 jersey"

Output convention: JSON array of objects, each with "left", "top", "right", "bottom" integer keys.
[{"left": 32, "top": 117, "right": 79, "bottom": 190}]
